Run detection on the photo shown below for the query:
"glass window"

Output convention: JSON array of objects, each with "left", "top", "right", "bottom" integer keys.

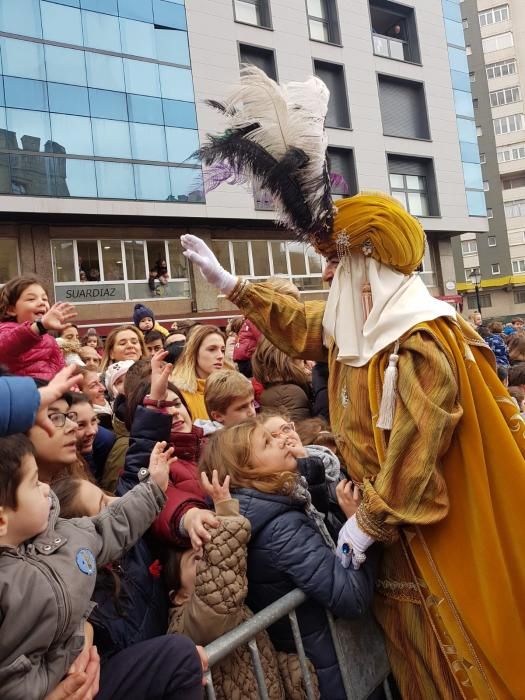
[
  {"left": 451, "top": 69, "right": 471, "bottom": 92},
  {"left": 443, "top": 0, "right": 461, "bottom": 21},
  {"left": 466, "top": 190, "right": 487, "bottom": 216},
  {"left": 210, "top": 240, "right": 231, "bottom": 271},
  {"left": 169, "top": 166, "right": 204, "bottom": 202},
  {"left": 130, "top": 122, "right": 167, "bottom": 161},
  {"left": 82, "top": 9, "right": 121, "bottom": 51},
  {"left": 127, "top": 94, "right": 163, "bottom": 124},
  {"left": 389, "top": 174, "right": 404, "bottom": 189},
  {"left": 232, "top": 241, "right": 250, "bottom": 276},
  {"left": 134, "top": 164, "right": 170, "bottom": 200},
  {"left": 52, "top": 0, "right": 80, "bottom": 6},
  {"left": 92, "top": 118, "right": 131, "bottom": 158},
  {"left": 63, "top": 158, "right": 97, "bottom": 197},
  {"left": 124, "top": 59, "right": 160, "bottom": 97},
  {"left": 95, "top": 160, "right": 135, "bottom": 198},
  {"left": 52, "top": 240, "right": 76, "bottom": 282},
  {"left": 444, "top": 18, "right": 465, "bottom": 47},
  {"left": 234, "top": 0, "right": 260, "bottom": 25},
  {"left": 288, "top": 242, "right": 307, "bottom": 275},
  {"left": 100, "top": 240, "right": 124, "bottom": 280},
  {"left": 118, "top": 0, "right": 153, "bottom": 22},
  {"left": 447, "top": 46, "right": 469, "bottom": 74},
  {"left": 50, "top": 113, "right": 93, "bottom": 156},
  {"left": 0, "top": 0, "right": 42, "bottom": 38},
  {"left": 4, "top": 77, "right": 48, "bottom": 111},
  {"left": 45, "top": 45, "right": 87, "bottom": 86},
  {"left": 155, "top": 28, "right": 190, "bottom": 65},
  {"left": 77, "top": 240, "right": 100, "bottom": 280},
  {"left": 167, "top": 239, "right": 187, "bottom": 278},
  {"left": 81, "top": 0, "right": 118, "bottom": 13},
  {"left": 270, "top": 242, "right": 288, "bottom": 275},
  {"left": 0, "top": 154, "right": 10, "bottom": 192},
  {"left": 159, "top": 65, "right": 194, "bottom": 101},
  {"left": 146, "top": 240, "right": 167, "bottom": 272},
  {"left": 453, "top": 90, "right": 474, "bottom": 118},
  {"left": 1, "top": 38, "right": 45, "bottom": 80},
  {"left": 86, "top": 53, "right": 125, "bottom": 92},
  {"left": 9, "top": 153, "right": 56, "bottom": 195},
  {"left": 407, "top": 192, "right": 429, "bottom": 216},
  {"left": 48, "top": 83, "right": 90, "bottom": 116},
  {"left": 41, "top": 2, "right": 83, "bottom": 44},
  {"left": 124, "top": 240, "right": 146, "bottom": 279},
  {"left": 89, "top": 88, "right": 128, "bottom": 120},
  {"left": 306, "top": 246, "right": 323, "bottom": 274},
  {"left": 457, "top": 117, "right": 477, "bottom": 143},
  {"left": 251, "top": 240, "right": 270, "bottom": 277},
  {"left": 153, "top": 0, "right": 186, "bottom": 29},
  {"left": 6, "top": 108, "right": 51, "bottom": 151},
  {"left": 120, "top": 17, "right": 156, "bottom": 58},
  {"left": 165, "top": 127, "right": 199, "bottom": 163},
  {"left": 162, "top": 99, "right": 197, "bottom": 128},
  {"left": 460, "top": 141, "right": 481, "bottom": 163}
]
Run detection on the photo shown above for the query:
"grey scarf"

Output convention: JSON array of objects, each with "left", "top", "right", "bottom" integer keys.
[{"left": 290, "top": 476, "right": 336, "bottom": 551}]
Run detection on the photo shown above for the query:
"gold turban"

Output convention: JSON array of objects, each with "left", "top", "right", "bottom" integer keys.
[{"left": 313, "top": 193, "right": 426, "bottom": 275}]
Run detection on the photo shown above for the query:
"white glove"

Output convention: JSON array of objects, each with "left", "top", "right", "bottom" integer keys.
[
  {"left": 180, "top": 234, "right": 236, "bottom": 294},
  {"left": 337, "top": 514, "right": 375, "bottom": 570}
]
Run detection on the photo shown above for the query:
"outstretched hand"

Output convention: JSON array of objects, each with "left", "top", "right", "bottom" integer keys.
[
  {"left": 148, "top": 441, "right": 174, "bottom": 493},
  {"left": 201, "top": 469, "right": 231, "bottom": 505},
  {"left": 41, "top": 302, "right": 77, "bottom": 332},
  {"left": 180, "top": 235, "right": 236, "bottom": 294},
  {"left": 183, "top": 506, "right": 219, "bottom": 550},
  {"left": 149, "top": 350, "right": 173, "bottom": 401},
  {"left": 37, "top": 366, "right": 83, "bottom": 436}
]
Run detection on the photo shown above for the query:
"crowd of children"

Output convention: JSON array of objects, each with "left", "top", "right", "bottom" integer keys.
[{"left": 0, "top": 273, "right": 381, "bottom": 700}]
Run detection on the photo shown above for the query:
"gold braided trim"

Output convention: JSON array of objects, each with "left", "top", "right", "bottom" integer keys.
[
  {"left": 356, "top": 504, "right": 398, "bottom": 544},
  {"left": 375, "top": 578, "right": 421, "bottom": 605},
  {"left": 228, "top": 278, "right": 250, "bottom": 305}
]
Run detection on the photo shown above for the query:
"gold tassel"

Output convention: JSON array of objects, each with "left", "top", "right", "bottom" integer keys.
[{"left": 377, "top": 341, "right": 400, "bottom": 430}]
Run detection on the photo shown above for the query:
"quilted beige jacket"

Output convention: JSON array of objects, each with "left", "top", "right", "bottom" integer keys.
[{"left": 168, "top": 499, "right": 319, "bottom": 700}]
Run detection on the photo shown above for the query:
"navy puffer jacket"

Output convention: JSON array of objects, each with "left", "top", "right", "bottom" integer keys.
[{"left": 235, "top": 488, "right": 379, "bottom": 700}]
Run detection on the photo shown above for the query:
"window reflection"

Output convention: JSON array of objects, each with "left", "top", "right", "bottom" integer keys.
[
  {"left": 89, "top": 88, "right": 128, "bottom": 120},
  {"left": 48, "top": 83, "right": 90, "bottom": 116},
  {"left": 4, "top": 78, "right": 48, "bottom": 112},
  {"left": 41, "top": 2, "right": 84, "bottom": 45},
  {"left": 92, "top": 118, "right": 131, "bottom": 158},
  {"left": 169, "top": 167, "right": 204, "bottom": 202},
  {"left": 2, "top": 39, "right": 46, "bottom": 81},
  {"left": 127, "top": 94, "right": 163, "bottom": 125},
  {"left": 124, "top": 59, "right": 160, "bottom": 97},
  {"left": 159, "top": 66, "right": 194, "bottom": 101},
  {"left": 162, "top": 99, "right": 197, "bottom": 129},
  {"left": 95, "top": 161, "right": 135, "bottom": 198},
  {"left": 130, "top": 123, "right": 167, "bottom": 161},
  {"left": 134, "top": 164, "right": 171, "bottom": 200},
  {"left": 6, "top": 108, "right": 51, "bottom": 152},
  {"left": 118, "top": 0, "right": 153, "bottom": 22},
  {"left": 50, "top": 114, "right": 94, "bottom": 156},
  {"left": 155, "top": 28, "right": 190, "bottom": 65},
  {"left": 165, "top": 127, "right": 199, "bottom": 163},
  {"left": 120, "top": 18, "right": 156, "bottom": 59},
  {"left": 45, "top": 45, "right": 87, "bottom": 86},
  {"left": 0, "top": 0, "right": 42, "bottom": 38},
  {"left": 82, "top": 10, "right": 121, "bottom": 51},
  {"left": 63, "top": 158, "right": 97, "bottom": 197},
  {"left": 153, "top": 0, "right": 186, "bottom": 29},
  {"left": 100, "top": 240, "right": 124, "bottom": 280},
  {"left": 81, "top": 0, "right": 118, "bottom": 13},
  {"left": 86, "top": 53, "right": 125, "bottom": 92}
]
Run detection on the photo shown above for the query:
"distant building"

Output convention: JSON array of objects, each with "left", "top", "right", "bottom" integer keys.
[{"left": 0, "top": 0, "right": 487, "bottom": 330}]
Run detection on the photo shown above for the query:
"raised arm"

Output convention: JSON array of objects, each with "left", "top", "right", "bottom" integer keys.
[{"left": 181, "top": 234, "right": 327, "bottom": 362}]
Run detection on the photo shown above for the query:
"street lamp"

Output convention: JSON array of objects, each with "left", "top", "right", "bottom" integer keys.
[{"left": 469, "top": 269, "right": 482, "bottom": 315}]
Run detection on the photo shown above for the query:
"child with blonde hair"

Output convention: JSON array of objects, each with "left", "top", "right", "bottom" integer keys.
[{"left": 194, "top": 369, "right": 256, "bottom": 435}]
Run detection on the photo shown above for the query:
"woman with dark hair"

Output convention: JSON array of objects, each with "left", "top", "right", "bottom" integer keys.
[{"left": 117, "top": 350, "right": 218, "bottom": 551}]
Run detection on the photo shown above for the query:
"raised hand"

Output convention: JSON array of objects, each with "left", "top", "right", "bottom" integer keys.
[
  {"left": 336, "top": 479, "right": 361, "bottom": 519},
  {"left": 148, "top": 441, "right": 174, "bottom": 493},
  {"left": 41, "top": 302, "right": 77, "bottom": 332},
  {"left": 201, "top": 469, "right": 231, "bottom": 505},
  {"left": 180, "top": 234, "right": 236, "bottom": 293},
  {"left": 37, "top": 365, "right": 83, "bottom": 436},
  {"left": 183, "top": 506, "right": 219, "bottom": 550},
  {"left": 149, "top": 349, "right": 172, "bottom": 401}
]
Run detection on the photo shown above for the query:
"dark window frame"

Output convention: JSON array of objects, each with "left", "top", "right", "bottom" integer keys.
[
  {"left": 377, "top": 72, "right": 431, "bottom": 141},
  {"left": 305, "top": 0, "right": 342, "bottom": 46},
  {"left": 312, "top": 57, "right": 351, "bottom": 130},
  {"left": 386, "top": 151, "right": 441, "bottom": 217},
  {"left": 238, "top": 41, "right": 278, "bottom": 81},
  {"left": 232, "top": 0, "right": 273, "bottom": 30}
]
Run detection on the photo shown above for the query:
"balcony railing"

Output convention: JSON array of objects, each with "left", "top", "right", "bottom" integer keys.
[{"left": 373, "top": 33, "right": 409, "bottom": 61}]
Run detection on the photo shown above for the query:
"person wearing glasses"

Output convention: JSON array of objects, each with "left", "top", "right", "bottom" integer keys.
[{"left": 28, "top": 392, "right": 89, "bottom": 484}]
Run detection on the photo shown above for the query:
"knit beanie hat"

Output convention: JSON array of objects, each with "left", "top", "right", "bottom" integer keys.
[
  {"left": 133, "top": 303, "right": 155, "bottom": 326},
  {"left": 105, "top": 360, "right": 135, "bottom": 398}
]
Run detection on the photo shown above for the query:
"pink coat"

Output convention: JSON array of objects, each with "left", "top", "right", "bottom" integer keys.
[
  {"left": 0, "top": 321, "right": 65, "bottom": 380},
  {"left": 233, "top": 319, "right": 262, "bottom": 362}
]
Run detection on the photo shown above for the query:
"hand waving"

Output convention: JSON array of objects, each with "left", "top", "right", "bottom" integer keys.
[
  {"left": 201, "top": 469, "right": 231, "bottom": 506},
  {"left": 180, "top": 235, "right": 236, "bottom": 294},
  {"left": 41, "top": 303, "right": 77, "bottom": 332},
  {"left": 149, "top": 350, "right": 173, "bottom": 401},
  {"left": 148, "top": 441, "right": 174, "bottom": 493}
]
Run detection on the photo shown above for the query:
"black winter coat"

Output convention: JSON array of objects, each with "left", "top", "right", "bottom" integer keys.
[{"left": 235, "top": 487, "right": 379, "bottom": 700}]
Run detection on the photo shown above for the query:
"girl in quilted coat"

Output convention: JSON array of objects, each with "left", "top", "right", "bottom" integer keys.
[
  {"left": 167, "top": 469, "right": 319, "bottom": 700},
  {"left": 0, "top": 275, "right": 76, "bottom": 380},
  {"left": 200, "top": 420, "right": 380, "bottom": 700}
]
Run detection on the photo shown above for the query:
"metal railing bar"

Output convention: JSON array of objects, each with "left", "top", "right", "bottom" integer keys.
[
  {"left": 383, "top": 677, "right": 394, "bottom": 700},
  {"left": 204, "top": 589, "right": 307, "bottom": 666},
  {"left": 204, "top": 670, "right": 217, "bottom": 700},
  {"left": 248, "top": 638, "right": 270, "bottom": 700},
  {"left": 288, "top": 609, "right": 317, "bottom": 700},
  {"left": 326, "top": 609, "right": 354, "bottom": 699}
]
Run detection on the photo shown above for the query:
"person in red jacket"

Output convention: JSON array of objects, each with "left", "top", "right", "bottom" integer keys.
[
  {"left": 233, "top": 317, "right": 261, "bottom": 377},
  {"left": 0, "top": 275, "right": 76, "bottom": 381},
  {"left": 118, "top": 350, "right": 219, "bottom": 550}
]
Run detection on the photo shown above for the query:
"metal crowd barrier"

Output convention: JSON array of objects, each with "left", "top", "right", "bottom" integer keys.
[{"left": 203, "top": 588, "right": 392, "bottom": 700}]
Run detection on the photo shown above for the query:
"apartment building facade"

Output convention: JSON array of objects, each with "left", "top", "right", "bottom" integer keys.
[
  {"left": 0, "top": 0, "right": 487, "bottom": 330},
  {"left": 454, "top": 0, "right": 525, "bottom": 319}
]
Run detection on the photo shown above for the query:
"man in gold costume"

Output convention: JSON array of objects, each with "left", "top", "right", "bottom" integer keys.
[{"left": 181, "top": 67, "right": 525, "bottom": 699}]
